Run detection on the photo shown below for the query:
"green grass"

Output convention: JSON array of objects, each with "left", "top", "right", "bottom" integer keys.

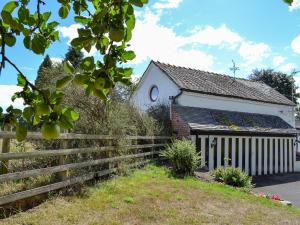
[{"left": 1, "top": 165, "right": 300, "bottom": 225}]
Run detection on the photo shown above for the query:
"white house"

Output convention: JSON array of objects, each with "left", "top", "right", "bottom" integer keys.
[{"left": 132, "top": 61, "right": 298, "bottom": 175}]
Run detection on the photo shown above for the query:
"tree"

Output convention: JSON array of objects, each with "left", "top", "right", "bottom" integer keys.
[
  {"left": 35, "top": 55, "right": 53, "bottom": 89},
  {"left": 0, "top": 0, "right": 148, "bottom": 141},
  {"left": 65, "top": 47, "right": 83, "bottom": 68},
  {"left": 248, "top": 69, "right": 300, "bottom": 104},
  {"left": 284, "top": 0, "right": 294, "bottom": 5}
]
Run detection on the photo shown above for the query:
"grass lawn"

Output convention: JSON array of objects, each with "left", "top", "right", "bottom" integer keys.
[{"left": 1, "top": 165, "right": 300, "bottom": 225}]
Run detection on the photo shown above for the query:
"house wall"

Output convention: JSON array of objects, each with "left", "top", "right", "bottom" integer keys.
[
  {"left": 131, "top": 63, "right": 179, "bottom": 111},
  {"left": 171, "top": 109, "right": 190, "bottom": 138},
  {"left": 131, "top": 63, "right": 295, "bottom": 127},
  {"left": 177, "top": 92, "right": 295, "bottom": 127}
]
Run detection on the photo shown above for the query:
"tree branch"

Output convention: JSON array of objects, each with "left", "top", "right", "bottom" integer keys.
[{"left": 3, "top": 56, "right": 38, "bottom": 91}]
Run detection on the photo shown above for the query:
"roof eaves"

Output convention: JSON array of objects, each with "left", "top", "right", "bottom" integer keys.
[{"left": 181, "top": 88, "right": 296, "bottom": 107}]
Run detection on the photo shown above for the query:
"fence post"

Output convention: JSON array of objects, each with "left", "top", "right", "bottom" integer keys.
[
  {"left": 151, "top": 137, "right": 155, "bottom": 159},
  {"left": 108, "top": 134, "right": 113, "bottom": 170},
  {"left": 1, "top": 123, "right": 11, "bottom": 174},
  {"left": 58, "top": 132, "right": 68, "bottom": 180}
]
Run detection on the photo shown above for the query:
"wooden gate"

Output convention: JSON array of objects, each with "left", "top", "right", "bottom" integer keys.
[{"left": 191, "top": 135, "right": 296, "bottom": 175}]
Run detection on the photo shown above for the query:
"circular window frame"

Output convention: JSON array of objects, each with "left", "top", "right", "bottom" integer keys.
[{"left": 149, "top": 85, "right": 159, "bottom": 102}]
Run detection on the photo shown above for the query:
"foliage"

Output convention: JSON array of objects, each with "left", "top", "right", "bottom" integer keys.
[
  {"left": 249, "top": 69, "right": 299, "bottom": 104},
  {"left": 65, "top": 47, "right": 84, "bottom": 68},
  {"left": 35, "top": 62, "right": 65, "bottom": 90},
  {"left": 147, "top": 103, "right": 172, "bottom": 135},
  {"left": 35, "top": 55, "right": 53, "bottom": 89},
  {"left": 34, "top": 47, "right": 160, "bottom": 138},
  {"left": 283, "top": 0, "right": 293, "bottom": 5},
  {"left": 161, "top": 139, "right": 200, "bottom": 176},
  {"left": 212, "top": 166, "right": 252, "bottom": 189},
  {"left": 0, "top": 0, "right": 148, "bottom": 141}
]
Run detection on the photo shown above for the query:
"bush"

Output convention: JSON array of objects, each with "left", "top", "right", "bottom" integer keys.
[
  {"left": 212, "top": 167, "right": 252, "bottom": 189},
  {"left": 147, "top": 104, "right": 172, "bottom": 135},
  {"left": 161, "top": 139, "right": 200, "bottom": 176}
]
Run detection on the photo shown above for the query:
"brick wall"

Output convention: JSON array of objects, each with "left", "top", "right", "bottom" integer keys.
[{"left": 171, "top": 109, "right": 190, "bottom": 138}]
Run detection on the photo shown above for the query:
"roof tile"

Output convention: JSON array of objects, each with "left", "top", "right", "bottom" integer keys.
[{"left": 154, "top": 61, "right": 295, "bottom": 106}]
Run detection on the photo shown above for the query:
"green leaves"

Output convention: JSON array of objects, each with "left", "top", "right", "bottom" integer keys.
[
  {"left": 36, "top": 103, "right": 51, "bottom": 116},
  {"left": 2, "top": 1, "right": 19, "bottom": 13},
  {"left": 63, "top": 108, "right": 80, "bottom": 121},
  {"left": 63, "top": 60, "right": 75, "bottom": 74},
  {"left": 41, "top": 122, "right": 60, "bottom": 140},
  {"left": 121, "top": 51, "right": 136, "bottom": 61},
  {"left": 59, "top": 6, "right": 69, "bottom": 19},
  {"left": 109, "top": 27, "right": 125, "bottom": 42},
  {"left": 74, "top": 16, "right": 90, "bottom": 25},
  {"left": 16, "top": 122, "right": 27, "bottom": 142},
  {"left": 4, "top": 34, "right": 16, "bottom": 47},
  {"left": 58, "top": 108, "right": 80, "bottom": 130},
  {"left": 17, "top": 74, "right": 26, "bottom": 87},
  {"left": 31, "top": 34, "right": 47, "bottom": 55},
  {"left": 56, "top": 75, "right": 73, "bottom": 89},
  {"left": 283, "top": 0, "right": 293, "bottom": 5},
  {"left": 0, "top": 0, "right": 147, "bottom": 141},
  {"left": 129, "top": 0, "right": 148, "bottom": 7},
  {"left": 23, "top": 36, "right": 31, "bottom": 49},
  {"left": 80, "top": 57, "right": 95, "bottom": 71}
]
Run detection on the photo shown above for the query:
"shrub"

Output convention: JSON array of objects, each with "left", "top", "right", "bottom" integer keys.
[
  {"left": 147, "top": 103, "right": 172, "bottom": 135},
  {"left": 161, "top": 139, "right": 200, "bottom": 176},
  {"left": 212, "top": 167, "right": 252, "bottom": 189}
]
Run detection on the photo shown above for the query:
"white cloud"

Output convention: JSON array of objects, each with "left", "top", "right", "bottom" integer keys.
[
  {"left": 21, "top": 66, "right": 34, "bottom": 71},
  {"left": 57, "top": 24, "right": 97, "bottom": 57},
  {"left": 51, "top": 57, "right": 63, "bottom": 64},
  {"left": 57, "top": 5, "right": 272, "bottom": 72},
  {"left": 294, "top": 76, "right": 300, "bottom": 89},
  {"left": 129, "top": 10, "right": 214, "bottom": 70},
  {"left": 188, "top": 25, "right": 243, "bottom": 49},
  {"left": 279, "top": 63, "right": 296, "bottom": 73},
  {"left": 238, "top": 42, "right": 270, "bottom": 65},
  {"left": 130, "top": 8, "right": 273, "bottom": 70},
  {"left": 153, "top": 0, "right": 182, "bottom": 9},
  {"left": 57, "top": 24, "right": 81, "bottom": 43},
  {"left": 272, "top": 55, "right": 285, "bottom": 67},
  {"left": 289, "top": 0, "right": 300, "bottom": 11},
  {"left": 0, "top": 85, "right": 23, "bottom": 109},
  {"left": 291, "top": 35, "right": 300, "bottom": 54}
]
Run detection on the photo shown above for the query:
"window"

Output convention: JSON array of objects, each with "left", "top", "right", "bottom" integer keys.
[{"left": 149, "top": 85, "right": 159, "bottom": 102}]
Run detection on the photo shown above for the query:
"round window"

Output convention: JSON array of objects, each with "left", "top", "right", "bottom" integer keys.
[{"left": 150, "top": 85, "right": 159, "bottom": 102}]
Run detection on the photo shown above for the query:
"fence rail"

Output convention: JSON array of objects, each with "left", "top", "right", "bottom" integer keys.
[
  {"left": 0, "top": 131, "right": 171, "bottom": 140},
  {"left": 0, "top": 131, "right": 170, "bottom": 207}
]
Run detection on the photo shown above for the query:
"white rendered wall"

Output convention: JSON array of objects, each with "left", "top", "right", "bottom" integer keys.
[
  {"left": 131, "top": 63, "right": 180, "bottom": 110},
  {"left": 131, "top": 63, "right": 295, "bottom": 127},
  {"left": 177, "top": 92, "right": 295, "bottom": 127}
]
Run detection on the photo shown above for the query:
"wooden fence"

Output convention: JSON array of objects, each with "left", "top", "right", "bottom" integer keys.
[{"left": 0, "top": 131, "right": 170, "bottom": 206}]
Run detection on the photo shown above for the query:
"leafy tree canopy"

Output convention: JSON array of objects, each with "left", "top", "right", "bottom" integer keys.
[
  {"left": 65, "top": 46, "right": 84, "bottom": 68},
  {"left": 248, "top": 69, "right": 299, "bottom": 104},
  {"left": 35, "top": 54, "right": 53, "bottom": 88},
  {"left": 0, "top": 0, "right": 148, "bottom": 141}
]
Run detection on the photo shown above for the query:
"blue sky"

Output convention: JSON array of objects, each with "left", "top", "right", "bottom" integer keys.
[{"left": 1, "top": 0, "right": 300, "bottom": 108}]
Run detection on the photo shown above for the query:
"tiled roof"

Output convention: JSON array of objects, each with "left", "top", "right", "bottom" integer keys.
[
  {"left": 153, "top": 61, "right": 295, "bottom": 106},
  {"left": 174, "top": 105, "right": 296, "bottom": 134}
]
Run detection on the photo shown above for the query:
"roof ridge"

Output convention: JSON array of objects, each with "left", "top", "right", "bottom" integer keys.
[{"left": 154, "top": 60, "right": 255, "bottom": 83}]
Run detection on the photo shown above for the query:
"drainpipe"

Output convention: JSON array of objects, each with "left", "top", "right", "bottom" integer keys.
[{"left": 169, "top": 90, "right": 183, "bottom": 121}]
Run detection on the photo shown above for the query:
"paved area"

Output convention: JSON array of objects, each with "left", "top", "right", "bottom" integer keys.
[{"left": 253, "top": 173, "right": 300, "bottom": 208}]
